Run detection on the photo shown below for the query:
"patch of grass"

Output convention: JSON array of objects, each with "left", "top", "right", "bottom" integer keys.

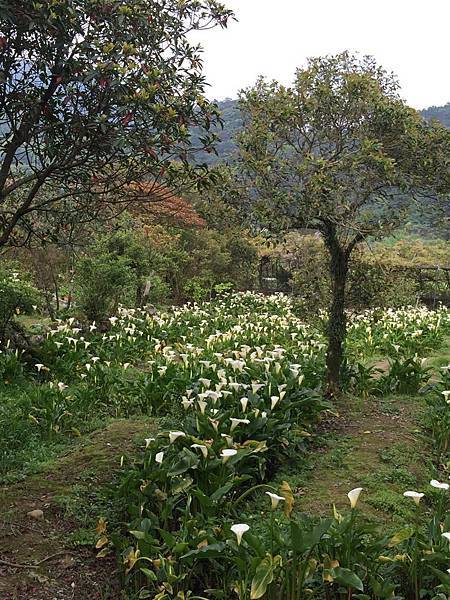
[{"left": 367, "top": 489, "right": 414, "bottom": 520}]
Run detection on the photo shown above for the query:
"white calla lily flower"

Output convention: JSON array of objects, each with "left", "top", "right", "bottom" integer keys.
[
  {"left": 230, "top": 523, "right": 250, "bottom": 545},
  {"left": 221, "top": 448, "right": 237, "bottom": 463},
  {"left": 270, "top": 396, "right": 280, "bottom": 409},
  {"left": 155, "top": 451, "right": 164, "bottom": 464},
  {"left": 403, "top": 491, "right": 424, "bottom": 505},
  {"left": 430, "top": 479, "right": 449, "bottom": 490},
  {"left": 347, "top": 487, "right": 363, "bottom": 509},
  {"left": 266, "top": 491, "right": 285, "bottom": 510},
  {"left": 191, "top": 444, "right": 208, "bottom": 458},
  {"left": 169, "top": 431, "right": 185, "bottom": 444},
  {"left": 240, "top": 397, "right": 249, "bottom": 412},
  {"left": 230, "top": 418, "right": 250, "bottom": 432}
]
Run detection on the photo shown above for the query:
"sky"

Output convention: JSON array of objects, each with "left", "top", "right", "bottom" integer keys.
[{"left": 193, "top": 0, "right": 450, "bottom": 110}]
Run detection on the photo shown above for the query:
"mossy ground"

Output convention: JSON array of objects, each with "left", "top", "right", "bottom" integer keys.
[
  {"left": 0, "top": 418, "right": 157, "bottom": 600},
  {"left": 290, "top": 394, "right": 432, "bottom": 530}
]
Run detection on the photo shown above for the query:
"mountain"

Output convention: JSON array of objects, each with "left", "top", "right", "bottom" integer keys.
[
  {"left": 421, "top": 103, "right": 450, "bottom": 129},
  {"left": 199, "top": 99, "right": 450, "bottom": 166}
]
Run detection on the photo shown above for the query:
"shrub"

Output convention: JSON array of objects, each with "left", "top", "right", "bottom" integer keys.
[{"left": 0, "top": 263, "right": 41, "bottom": 340}]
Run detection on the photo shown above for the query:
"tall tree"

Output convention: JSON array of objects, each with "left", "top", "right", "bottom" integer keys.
[
  {"left": 0, "top": 0, "right": 233, "bottom": 246},
  {"left": 237, "top": 52, "right": 450, "bottom": 394}
]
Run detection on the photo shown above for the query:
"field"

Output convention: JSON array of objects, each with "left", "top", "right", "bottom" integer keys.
[{"left": 2, "top": 293, "right": 450, "bottom": 598}]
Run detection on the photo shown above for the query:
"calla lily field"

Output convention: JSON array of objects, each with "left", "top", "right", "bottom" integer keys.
[{"left": 3, "top": 292, "right": 450, "bottom": 597}]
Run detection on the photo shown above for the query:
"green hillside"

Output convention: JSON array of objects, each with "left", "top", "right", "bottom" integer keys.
[{"left": 199, "top": 99, "right": 450, "bottom": 165}]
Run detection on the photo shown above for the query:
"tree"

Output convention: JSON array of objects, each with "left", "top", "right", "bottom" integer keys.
[
  {"left": 0, "top": 0, "right": 233, "bottom": 247},
  {"left": 237, "top": 52, "right": 450, "bottom": 394}
]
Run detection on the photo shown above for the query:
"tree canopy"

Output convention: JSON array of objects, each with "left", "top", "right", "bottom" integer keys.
[
  {"left": 237, "top": 52, "right": 450, "bottom": 392},
  {"left": 0, "top": 0, "right": 233, "bottom": 246}
]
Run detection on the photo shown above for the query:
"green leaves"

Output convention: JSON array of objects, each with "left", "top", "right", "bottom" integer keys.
[
  {"left": 250, "top": 554, "right": 281, "bottom": 599},
  {"left": 329, "top": 567, "right": 364, "bottom": 591},
  {"left": 167, "top": 448, "right": 200, "bottom": 477}
]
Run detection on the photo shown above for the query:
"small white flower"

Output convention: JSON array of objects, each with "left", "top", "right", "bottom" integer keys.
[
  {"left": 123, "top": 362, "right": 130, "bottom": 370},
  {"left": 155, "top": 451, "right": 164, "bottom": 464},
  {"left": 347, "top": 487, "right": 363, "bottom": 509},
  {"left": 145, "top": 437, "right": 155, "bottom": 448},
  {"left": 230, "top": 523, "right": 250, "bottom": 545},
  {"left": 35, "top": 363, "right": 44, "bottom": 372},
  {"left": 169, "top": 431, "right": 185, "bottom": 444},
  {"left": 430, "top": 479, "right": 449, "bottom": 490},
  {"left": 442, "top": 391, "right": 450, "bottom": 402},
  {"left": 403, "top": 491, "right": 424, "bottom": 505},
  {"left": 221, "top": 448, "right": 237, "bottom": 463},
  {"left": 442, "top": 532, "right": 450, "bottom": 542},
  {"left": 266, "top": 491, "right": 285, "bottom": 510},
  {"left": 57, "top": 382, "right": 67, "bottom": 392}
]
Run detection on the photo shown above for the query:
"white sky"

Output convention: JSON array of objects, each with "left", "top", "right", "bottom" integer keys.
[{"left": 194, "top": 0, "right": 450, "bottom": 109}]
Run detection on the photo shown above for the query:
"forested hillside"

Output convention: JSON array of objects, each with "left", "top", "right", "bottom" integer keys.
[{"left": 200, "top": 99, "right": 450, "bottom": 165}]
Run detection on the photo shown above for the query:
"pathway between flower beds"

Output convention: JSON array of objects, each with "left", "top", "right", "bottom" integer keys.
[
  {"left": 0, "top": 419, "right": 156, "bottom": 600},
  {"left": 292, "top": 394, "right": 430, "bottom": 526}
]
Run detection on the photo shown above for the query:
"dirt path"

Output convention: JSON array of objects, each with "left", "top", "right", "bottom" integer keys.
[
  {"left": 293, "top": 394, "right": 430, "bottom": 526},
  {"left": 0, "top": 419, "right": 156, "bottom": 600}
]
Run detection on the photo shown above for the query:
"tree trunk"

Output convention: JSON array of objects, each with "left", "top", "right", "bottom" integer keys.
[{"left": 323, "top": 226, "right": 349, "bottom": 396}]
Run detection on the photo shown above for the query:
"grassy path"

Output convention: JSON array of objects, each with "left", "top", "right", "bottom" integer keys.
[
  {"left": 0, "top": 419, "right": 156, "bottom": 600},
  {"left": 291, "top": 395, "right": 431, "bottom": 527}
]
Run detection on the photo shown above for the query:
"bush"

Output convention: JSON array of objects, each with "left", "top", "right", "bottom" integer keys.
[{"left": 0, "top": 263, "right": 41, "bottom": 340}]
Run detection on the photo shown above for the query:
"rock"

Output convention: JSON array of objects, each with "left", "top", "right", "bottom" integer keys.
[{"left": 27, "top": 509, "right": 44, "bottom": 520}]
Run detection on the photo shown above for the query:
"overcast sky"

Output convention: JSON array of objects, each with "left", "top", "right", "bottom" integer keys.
[{"left": 194, "top": 0, "right": 450, "bottom": 109}]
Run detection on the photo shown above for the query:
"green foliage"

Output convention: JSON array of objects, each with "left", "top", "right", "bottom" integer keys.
[
  {"left": 0, "top": 0, "right": 233, "bottom": 246},
  {"left": 0, "top": 262, "right": 41, "bottom": 338},
  {"left": 75, "top": 227, "right": 165, "bottom": 321}
]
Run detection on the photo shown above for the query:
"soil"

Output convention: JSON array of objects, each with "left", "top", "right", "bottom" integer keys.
[{"left": 0, "top": 419, "right": 156, "bottom": 600}]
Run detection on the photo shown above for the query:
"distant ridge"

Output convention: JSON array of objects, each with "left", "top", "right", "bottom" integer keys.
[{"left": 198, "top": 99, "right": 450, "bottom": 166}]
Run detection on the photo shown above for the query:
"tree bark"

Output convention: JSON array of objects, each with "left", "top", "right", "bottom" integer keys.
[{"left": 323, "top": 224, "right": 349, "bottom": 396}]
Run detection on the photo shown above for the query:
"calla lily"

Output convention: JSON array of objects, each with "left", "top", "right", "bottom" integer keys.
[
  {"left": 191, "top": 444, "right": 208, "bottom": 458},
  {"left": 231, "top": 523, "right": 250, "bottom": 545},
  {"left": 221, "top": 448, "right": 237, "bottom": 463},
  {"left": 145, "top": 437, "right": 155, "bottom": 448},
  {"left": 347, "top": 487, "right": 363, "bottom": 509},
  {"left": 230, "top": 418, "right": 250, "bottom": 432},
  {"left": 240, "top": 397, "right": 249, "bottom": 412},
  {"left": 266, "top": 491, "right": 285, "bottom": 510},
  {"left": 403, "top": 491, "right": 424, "bottom": 505},
  {"left": 169, "top": 431, "right": 185, "bottom": 444},
  {"left": 430, "top": 479, "right": 449, "bottom": 490},
  {"left": 442, "top": 532, "right": 450, "bottom": 542},
  {"left": 197, "top": 400, "right": 207, "bottom": 414},
  {"left": 35, "top": 363, "right": 44, "bottom": 372},
  {"left": 155, "top": 451, "right": 164, "bottom": 464},
  {"left": 251, "top": 383, "right": 264, "bottom": 394},
  {"left": 181, "top": 398, "right": 193, "bottom": 410},
  {"left": 442, "top": 391, "right": 450, "bottom": 402},
  {"left": 271, "top": 396, "right": 280, "bottom": 409}
]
